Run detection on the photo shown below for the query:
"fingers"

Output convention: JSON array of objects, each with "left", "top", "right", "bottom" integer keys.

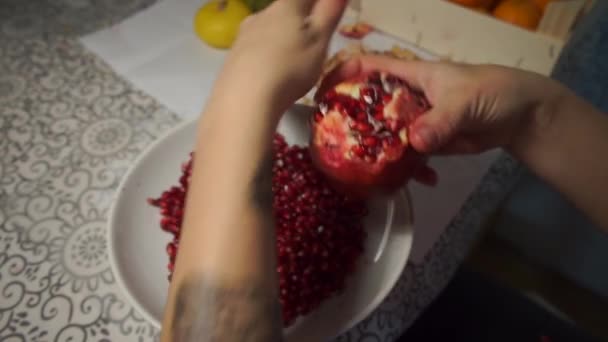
[
  {"left": 356, "top": 55, "right": 436, "bottom": 91},
  {"left": 310, "top": 0, "right": 348, "bottom": 32},
  {"left": 314, "top": 58, "right": 362, "bottom": 101},
  {"left": 287, "top": 0, "right": 348, "bottom": 29},
  {"left": 315, "top": 54, "right": 437, "bottom": 100},
  {"left": 291, "top": 0, "right": 316, "bottom": 16},
  {"left": 314, "top": 52, "right": 465, "bottom": 155},
  {"left": 266, "top": 0, "right": 315, "bottom": 18},
  {"left": 408, "top": 108, "right": 461, "bottom": 153}
]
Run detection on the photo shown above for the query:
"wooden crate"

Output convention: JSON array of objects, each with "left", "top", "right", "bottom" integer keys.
[{"left": 356, "top": 0, "right": 589, "bottom": 75}]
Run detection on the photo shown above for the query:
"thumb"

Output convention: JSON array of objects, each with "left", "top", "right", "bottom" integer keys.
[
  {"left": 409, "top": 108, "right": 460, "bottom": 153},
  {"left": 315, "top": 58, "right": 362, "bottom": 102}
]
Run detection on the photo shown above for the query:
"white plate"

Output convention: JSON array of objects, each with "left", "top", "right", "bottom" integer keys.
[{"left": 108, "top": 105, "right": 414, "bottom": 341}]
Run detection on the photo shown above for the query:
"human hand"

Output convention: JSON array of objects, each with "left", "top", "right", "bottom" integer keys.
[
  {"left": 317, "top": 55, "right": 564, "bottom": 155},
  {"left": 210, "top": 0, "right": 348, "bottom": 117}
]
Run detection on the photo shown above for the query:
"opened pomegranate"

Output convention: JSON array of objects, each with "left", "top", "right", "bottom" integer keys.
[
  {"left": 149, "top": 134, "right": 368, "bottom": 326},
  {"left": 311, "top": 71, "right": 431, "bottom": 196}
]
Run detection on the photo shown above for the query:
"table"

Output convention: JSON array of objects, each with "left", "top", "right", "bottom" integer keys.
[{"left": 0, "top": 1, "right": 521, "bottom": 341}]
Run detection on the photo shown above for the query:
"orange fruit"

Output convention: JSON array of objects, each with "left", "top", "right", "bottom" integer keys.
[
  {"left": 493, "top": 0, "right": 542, "bottom": 30},
  {"left": 450, "top": 0, "right": 495, "bottom": 10},
  {"left": 532, "top": 0, "right": 552, "bottom": 10}
]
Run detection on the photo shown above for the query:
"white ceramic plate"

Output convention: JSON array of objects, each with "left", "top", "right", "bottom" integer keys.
[{"left": 108, "top": 105, "right": 414, "bottom": 341}]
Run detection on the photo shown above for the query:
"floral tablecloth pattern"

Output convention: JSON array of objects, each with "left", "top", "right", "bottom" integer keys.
[
  {"left": 0, "top": 0, "right": 157, "bottom": 38},
  {"left": 0, "top": 1, "right": 521, "bottom": 341},
  {"left": 0, "top": 36, "right": 178, "bottom": 341}
]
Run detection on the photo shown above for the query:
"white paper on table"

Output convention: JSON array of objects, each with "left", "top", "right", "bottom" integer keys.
[{"left": 81, "top": 0, "right": 500, "bottom": 263}]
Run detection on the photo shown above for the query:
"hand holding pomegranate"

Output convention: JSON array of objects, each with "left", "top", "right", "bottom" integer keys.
[
  {"left": 209, "top": 0, "right": 348, "bottom": 117},
  {"left": 318, "top": 54, "right": 563, "bottom": 156},
  {"left": 320, "top": 54, "right": 608, "bottom": 230}
]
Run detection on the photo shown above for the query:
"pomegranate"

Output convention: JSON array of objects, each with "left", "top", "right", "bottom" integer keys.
[
  {"left": 311, "top": 71, "right": 431, "bottom": 197},
  {"left": 149, "top": 134, "right": 368, "bottom": 326}
]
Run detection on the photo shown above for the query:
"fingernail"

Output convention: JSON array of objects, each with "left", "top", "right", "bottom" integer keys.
[{"left": 413, "top": 125, "right": 437, "bottom": 151}]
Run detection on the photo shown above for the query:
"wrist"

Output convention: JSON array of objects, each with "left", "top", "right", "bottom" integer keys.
[
  {"left": 507, "top": 77, "right": 567, "bottom": 158},
  {"left": 206, "top": 81, "right": 283, "bottom": 123},
  {"left": 211, "top": 65, "right": 290, "bottom": 119}
]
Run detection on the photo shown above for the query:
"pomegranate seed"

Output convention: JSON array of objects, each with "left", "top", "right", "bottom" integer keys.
[
  {"left": 349, "top": 121, "right": 370, "bottom": 134},
  {"left": 362, "top": 136, "right": 379, "bottom": 148},
  {"left": 351, "top": 145, "right": 366, "bottom": 158},
  {"left": 373, "top": 106, "right": 385, "bottom": 120},
  {"left": 166, "top": 242, "right": 177, "bottom": 260},
  {"left": 348, "top": 114, "right": 362, "bottom": 124},
  {"left": 324, "top": 89, "right": 337, "bottom": 101},
  {"left": 334, "top": 102, "right": 347, "bottom": 116}
]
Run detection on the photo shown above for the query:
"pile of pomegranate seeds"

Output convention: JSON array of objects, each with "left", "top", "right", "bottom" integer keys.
[{"left": 148, "top": 134, "right": 368, "bottom": 326}]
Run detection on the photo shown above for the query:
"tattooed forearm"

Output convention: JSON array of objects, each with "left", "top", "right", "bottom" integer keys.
[
  {"left": 170, "top": 150, "right": 282, "bottom": 341},
  {"left": 171, "top": 274, "right": 283, "bottom": 342},
  {"left": 166, "top": 146, "right": 282, "bottom": 341}
]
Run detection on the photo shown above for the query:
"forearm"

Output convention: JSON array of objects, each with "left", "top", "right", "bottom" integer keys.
[
  {"left": 160, "top": 92, "right": 283, "bottom": 341},
  {"left": 510, "top": 83, "right": 608, "bottom": 231}
]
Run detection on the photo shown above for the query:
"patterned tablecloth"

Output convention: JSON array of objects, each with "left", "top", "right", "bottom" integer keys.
[{"left": 0, "top": 1, "right": 520, "bottom": 341}]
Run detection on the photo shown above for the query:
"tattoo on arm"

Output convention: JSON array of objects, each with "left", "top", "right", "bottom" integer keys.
[{"left": 171, "top": 275, "right": 283, "bottom": 342}]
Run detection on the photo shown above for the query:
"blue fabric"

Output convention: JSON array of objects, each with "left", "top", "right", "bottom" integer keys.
[{"left": 552, "top": 1, "right": 608, "bottom": 110}]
